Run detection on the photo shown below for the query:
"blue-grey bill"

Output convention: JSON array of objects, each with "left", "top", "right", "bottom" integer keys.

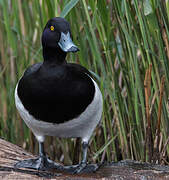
[{"left": 58, "top": 32, "right": 79, "bottom": 52}]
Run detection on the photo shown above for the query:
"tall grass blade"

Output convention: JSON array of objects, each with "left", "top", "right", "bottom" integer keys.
[{"left": 60, "top": 0, "right": 79, "bottom": 18}]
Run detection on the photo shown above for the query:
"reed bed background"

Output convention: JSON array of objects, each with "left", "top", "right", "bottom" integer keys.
[{"left": 0, "top": 0, "right": 168, "bottom": 165}]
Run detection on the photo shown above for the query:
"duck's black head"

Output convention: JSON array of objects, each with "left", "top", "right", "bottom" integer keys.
[{"left": 42, "top": 17, "right": 79, "bottom": 62}]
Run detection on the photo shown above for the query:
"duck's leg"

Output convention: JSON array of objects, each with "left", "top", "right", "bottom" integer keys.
[
  {"left": 14, "top": 142, "right": 63, "bottom": 170},
  {"left": 72, "top": 141, "right": 99, "bottom": 174},
  {"left": 62, "top": 141, "right": 88, "bottom": 173},
  {"left": 72, "top": 141, "right": 88, "bottom": 173}
]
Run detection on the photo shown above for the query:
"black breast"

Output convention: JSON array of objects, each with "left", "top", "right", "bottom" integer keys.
[{"left": 17, "top": 63, "right": 95, "bottom": 124}]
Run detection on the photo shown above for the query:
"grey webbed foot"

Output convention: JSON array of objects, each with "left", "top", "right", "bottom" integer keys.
[
  {"left": 73, "top": 163, "right": 100, "bottom": 174},
  {"left": 72, "top": 162, "right": 87, "bottom": 174},
  {"left": 14, "top": 155, "right": 63, "bottom": 171},
  {"left": 62, "top": 163, "right": 100, "bottom": 174}
]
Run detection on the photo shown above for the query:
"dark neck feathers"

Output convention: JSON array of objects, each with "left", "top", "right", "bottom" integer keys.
[{"left": 43, "top": 46, "right": 67, "bottom": 64}]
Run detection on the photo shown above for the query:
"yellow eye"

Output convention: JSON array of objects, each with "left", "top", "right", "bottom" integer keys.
[{"left": 50, "top": 26, "right": 54, "bottom": 31}]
